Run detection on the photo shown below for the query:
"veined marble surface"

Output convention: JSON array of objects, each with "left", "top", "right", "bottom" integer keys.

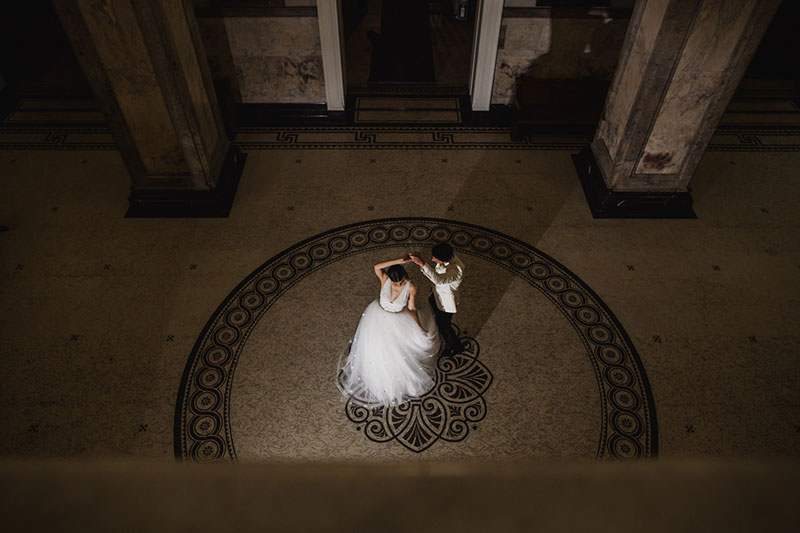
[
  {"left": 638, "top": 0, "right": 759, "bottom": 176},
  {"left": 199, "top": 16, "right": 325, "bottom": 104}
]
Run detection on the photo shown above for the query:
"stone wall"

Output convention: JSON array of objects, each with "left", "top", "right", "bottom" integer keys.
[
  {"left": 197, "top": 15, "right": 325, "bottom": 104},
  {"left": 492, "top": 12, "right": 630, "bottom": 105},
  {"left": 194, "top": 7, "right": 632, "bottom": 107}
]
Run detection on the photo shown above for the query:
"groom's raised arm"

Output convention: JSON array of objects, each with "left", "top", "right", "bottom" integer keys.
[{"left": 420, "top": 263, "right": 462, "bottom": 285}]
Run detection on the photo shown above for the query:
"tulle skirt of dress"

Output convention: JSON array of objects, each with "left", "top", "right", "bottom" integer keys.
[{"left": 339, "top": 301, "right": 441, "bottom": 407}]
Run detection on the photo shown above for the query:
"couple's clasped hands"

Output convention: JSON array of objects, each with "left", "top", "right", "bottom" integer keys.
[{"left": 403, "top": 252, "right": 424, "bottom": 267}]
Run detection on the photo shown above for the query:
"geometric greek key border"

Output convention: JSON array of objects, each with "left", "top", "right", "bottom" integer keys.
[
  {"left": 0, "top": 125, "right": 115, "bottom": 150},
  {"left": 233, "top": 126, "right": 588, "bottom": 151},
  {"left": 174, "top": 218, "right": 658, "bottom": 462},
  {"left": 2, "top": 124, "right": 798, "bottom": 151}
]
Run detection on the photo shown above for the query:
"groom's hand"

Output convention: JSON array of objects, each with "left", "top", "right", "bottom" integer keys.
[{"left": 409, "top": 254, "right": 424, "bottom": 267}]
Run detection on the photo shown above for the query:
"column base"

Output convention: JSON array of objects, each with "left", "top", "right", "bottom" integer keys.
[
  {"left": 572, "top": 148, "right": 696, "bottom": 219},
  {"left": 125, "top": 146, "right": 247, "bottom": 218}
]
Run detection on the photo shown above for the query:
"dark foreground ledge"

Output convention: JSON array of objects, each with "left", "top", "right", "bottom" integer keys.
[{"left": 1, "top": 459, "right": 797, "bottom": 531}]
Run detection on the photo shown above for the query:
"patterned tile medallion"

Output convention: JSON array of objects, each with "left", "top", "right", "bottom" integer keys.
[
  {"left": 175, "top": 218, "right": 657, "bottom": 462},
  {"left": 339, "top": 325, "right": 492, "bottom": 453}
]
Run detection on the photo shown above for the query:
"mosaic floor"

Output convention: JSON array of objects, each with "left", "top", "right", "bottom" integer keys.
[
  {"left": 177, "top": 219, "right": 655, "bottom": 462},
  {"left": 1, "top": 98, "right": 799, "bottom": 463}
]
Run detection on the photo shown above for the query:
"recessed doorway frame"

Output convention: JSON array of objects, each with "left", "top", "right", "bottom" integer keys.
[{"left": 316, "top": 0, "right": 503, "bottom": 113}]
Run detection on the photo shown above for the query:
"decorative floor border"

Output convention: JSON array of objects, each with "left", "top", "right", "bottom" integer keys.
[
  {"left": 0, "top": 125, "right": 116, "bottom": 150},
  {"left": 234, "top": 126, "right": 587, "bottom": 150},
  {"left": 2, "top": 124, "right": 798, "bottom": 151},
  {"left": 174, "top": 218, "right": 658, "bottom": 462}
]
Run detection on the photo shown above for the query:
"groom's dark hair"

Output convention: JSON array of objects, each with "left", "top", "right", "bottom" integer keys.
[
  {"left": 387, "top": 264, "right": 408, "bottom": 282},
  {"left": 431, "top": 243, "right": 454, "bottom": 262}
]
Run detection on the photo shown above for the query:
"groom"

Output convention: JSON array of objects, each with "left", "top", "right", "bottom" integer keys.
[{"left": 409, "top": 243, "right": 465, "bottom": 358}]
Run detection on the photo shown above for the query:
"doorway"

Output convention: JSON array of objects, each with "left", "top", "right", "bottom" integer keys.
[{"left": 342, "top": 0, "right": 477, "bottom": 124}]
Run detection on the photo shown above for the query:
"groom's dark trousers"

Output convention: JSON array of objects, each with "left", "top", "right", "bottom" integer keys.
[{"left": 428, "top": 293, "right": 464, "bottom": 354}]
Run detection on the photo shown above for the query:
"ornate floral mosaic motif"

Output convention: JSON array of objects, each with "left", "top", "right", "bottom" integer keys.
[
  {"left": 339, "top": 326, "right": 492, "bottom": 453},
  {"left": 175, "top": 218, "right": 657, "bottom": 462}
]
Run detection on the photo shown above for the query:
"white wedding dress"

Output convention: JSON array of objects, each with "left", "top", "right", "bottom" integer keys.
[{"left": 339, "top": 279, "right": 441, "bottom": 406}]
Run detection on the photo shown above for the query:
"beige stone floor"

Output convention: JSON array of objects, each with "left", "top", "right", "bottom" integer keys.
[{"left": 1, "top": 142, "right": 799, "bottom": 460}]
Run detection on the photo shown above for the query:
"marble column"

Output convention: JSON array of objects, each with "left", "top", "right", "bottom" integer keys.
[
  {"left": 575, "top": 0, "right": 780, "bottom": 218},
  {"left": 53, "top": 0, "right": 245, "bottom": 217}
]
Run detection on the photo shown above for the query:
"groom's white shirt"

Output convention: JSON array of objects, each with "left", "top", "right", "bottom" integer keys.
[{"left": 420, "top": 254, "right": 464, "bottom": 313}]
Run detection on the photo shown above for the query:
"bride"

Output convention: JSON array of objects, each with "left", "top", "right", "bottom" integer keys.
[{"left": 338, "top": 255, "right": 441, "bottom": 407}]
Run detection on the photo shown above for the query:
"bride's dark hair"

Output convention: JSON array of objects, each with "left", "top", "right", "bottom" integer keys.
[{"left": 387, "top": 264, "right": 408, "bottom": 282}]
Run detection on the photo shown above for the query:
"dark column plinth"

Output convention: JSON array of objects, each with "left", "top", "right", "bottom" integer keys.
[
  {"left": 573, "top": 148, "right": 695, "bottom": 219},
  {"left": 126, "top": 146, "right": 246, "bottom": 218}
]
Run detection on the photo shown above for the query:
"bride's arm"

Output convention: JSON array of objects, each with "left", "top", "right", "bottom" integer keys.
[
  {"left": 407, "top": 283, "right": 424, "bottom": 330},
  {"left": 373, "top": 254, "right": 412, "bottom": 281}
]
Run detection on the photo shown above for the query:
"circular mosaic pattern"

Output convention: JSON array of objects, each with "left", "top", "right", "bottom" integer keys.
[{"left": 175, "top": 218, "right": 657, "bottom": 462}]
